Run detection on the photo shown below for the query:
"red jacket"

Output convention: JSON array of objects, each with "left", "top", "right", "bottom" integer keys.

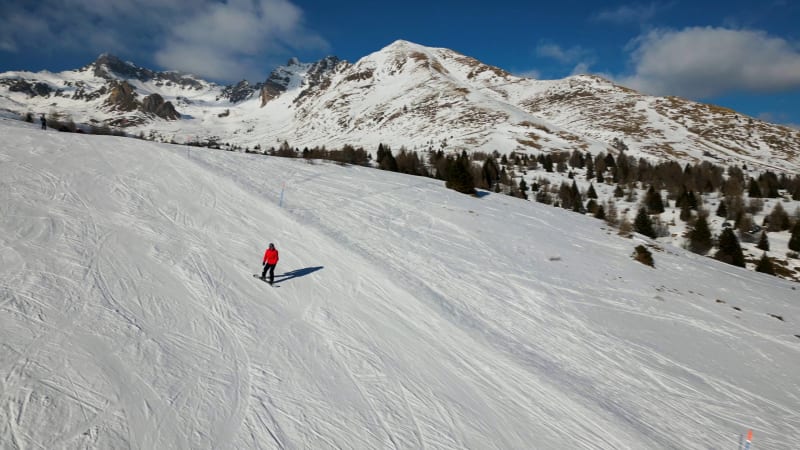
[{"left": 263, "top": 248, "right": 279, "bottom": 265}]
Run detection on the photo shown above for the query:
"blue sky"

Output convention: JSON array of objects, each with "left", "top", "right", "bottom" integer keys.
[{"left": 1, "top": 0, "right": 799, "bottom": 127}]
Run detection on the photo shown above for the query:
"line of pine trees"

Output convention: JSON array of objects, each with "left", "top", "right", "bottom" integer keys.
[{"left": 241, "top": 139, "right": 800, "bottom": 276}]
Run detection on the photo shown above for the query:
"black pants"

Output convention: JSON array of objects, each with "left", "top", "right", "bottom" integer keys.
[{"left": 261, "top": 263, "right": 276, "bottom": 283}]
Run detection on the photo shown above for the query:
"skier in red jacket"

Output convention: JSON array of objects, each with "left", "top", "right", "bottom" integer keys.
[{"left": 261, "top": 243, "right": 279, "bottom": 284}]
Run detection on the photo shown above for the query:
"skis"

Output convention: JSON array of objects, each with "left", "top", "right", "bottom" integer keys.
[{"left": 253, "top": 274, "right": 278, "bottom": 287}]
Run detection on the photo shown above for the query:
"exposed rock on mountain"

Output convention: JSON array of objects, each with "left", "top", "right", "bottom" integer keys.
[
  {"left": 105, "top": 81, "right": 139, "bottom": 112},
  {"left": 219, "top": 80, "right": 260, "bottom": 104},
  {"left": 85, "top": 54, "right": 205, "bottom": 90},
  {"left": 5, "top": 79, "right": 53, "bottom": 97},
  {"left": 142, "top": 93, "right": 180, "bottom": 120},
  {"left": 259, "top": 58, "right": 305, "bottom": 106},
  {"left": 102, "top": 80, "right": 179, "bottom": 120}
]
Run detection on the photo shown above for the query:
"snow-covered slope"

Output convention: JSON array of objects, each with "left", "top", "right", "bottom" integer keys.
[
  {"left": 1, "top": 119, "right": 798, "bottom": 448},
  {"left": 2, "top": 40, "right": 799, "bottom": 173}
]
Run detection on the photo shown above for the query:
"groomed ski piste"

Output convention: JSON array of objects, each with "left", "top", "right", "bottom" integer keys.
[{"left": 1, "top": 119, "right": 798, "bottom": 449}]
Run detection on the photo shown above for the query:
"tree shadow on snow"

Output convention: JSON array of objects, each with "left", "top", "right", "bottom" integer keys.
[{"left": 274, "top": 266, "right": 324, "bottom": 283}]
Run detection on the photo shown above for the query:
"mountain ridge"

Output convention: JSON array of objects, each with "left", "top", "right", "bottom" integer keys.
[{"left": 1, "top": 40, "right": 798, "bottom": 172}]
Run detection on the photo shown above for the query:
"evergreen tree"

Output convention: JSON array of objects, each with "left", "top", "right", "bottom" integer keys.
[
  {"left": 716, "top": 199, "right": 727, "bottom": 218},
  {"left": 766, "top": 203, "right": 790, "bottom": 232},
  {"left": 396, "top": 149, "right": 427, "bottom": 176},
  {"left": 679, "top": 202, "right": 692, "bottom": 222},
  {"left": 613, "top": 185, "right": 624, "bottom": 198},
  {"left": 558, "top": 182, "right": 573, "bottom": 209},
  {"left": 376, "top": 143, "right": 398, "bottom": 171},
  {"left": 688, "top": 214, "right": 713, "bottom": 254},
  {"left": 445, "top": 152, "right": 476, "bottom": 195},
  {"left": 569, "top": 149, "right": 585, "bottom": 168},
  {"left": 634, "top": 208, "right": 657, "bottom": 239},
  {"left": 616, "top": 152, "right": 631, "bottom": 184},
  {"left": 481, "top": 156, "right": 500, "bottom": 189},
  {"left": 645, "top": 186, "right": 665, "bottom": 214},
  {"left": 757, "top": 231, "right": 770, "bottom": 251},
  {"left": 570, "top": 180, "right": 580, "bottom": 204},
  {"left": 586, "top": 199, "right": 598, "bottom": 214},
  {"left": 755, "top": 253, "right": 775, "bottom": 275},
  {"left": 748, "top": 177, "right": 762, "bottom": 198},
  {"left": 715, "top": 228, "right": 745, "bottom": 267},
  {"left": 594, "top": 204, "right": 606, "bottom": 220},
  {"left": 543, "top": 154, "right": 554, "bottom": 172},
  {"left": 585, "top": 153, "right": 595, "bottom": 180},
  {"left": 789, "top": 222, "right": 800, "bottom": 252},
  {"left": 759, "top": 172, "right": 780, "bottom": 198},
  {"left": 586, "top": 183, "right": 598, "bottom": 199},
  {"left": 518, "top": 178, "right": 529, "bottom": 199},
  {"left": 535, "top": 189, "right": 551, "bottom": 204},
  {"left": 687, "top": 190, "right": 699, "bottom": 210},
  {"left": 605, "top": 153, "right": 616, "bottom": 168}
]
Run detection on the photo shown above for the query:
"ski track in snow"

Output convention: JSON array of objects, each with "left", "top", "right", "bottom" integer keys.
[{"left": 1, "top": 120, "right": 799, "bottom": 449}]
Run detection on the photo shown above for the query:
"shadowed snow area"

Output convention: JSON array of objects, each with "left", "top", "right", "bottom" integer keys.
[{"left": 1, "top": 119, "right": 798, "bottom": 448}]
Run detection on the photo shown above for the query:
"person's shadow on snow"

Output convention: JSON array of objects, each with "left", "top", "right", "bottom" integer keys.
[{"left": 274, "top": 266, "right": 324, "bottom": 283}]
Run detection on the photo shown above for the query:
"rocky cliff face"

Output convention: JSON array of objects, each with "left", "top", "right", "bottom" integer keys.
[
  {"left": 84, "top": 54, "right": 206, "bottom": 90},
  {"left": 219, "top": 80, "right": 260, "bottom": 104},
  {"left": 103, "top": 81, "right": 179, "bottom": 120},
  {"left": 104, "top": 81, "right": 139, "bottom": 112},
  {"left": 3, "top": 79, "right": 54, "bottom": 97},
  {"left": 142, "top": 93, "right": 180, "bottom": 120}
]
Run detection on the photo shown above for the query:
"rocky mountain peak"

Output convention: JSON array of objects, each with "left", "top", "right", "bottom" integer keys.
[
  {"left": 220, "top": 79, "right": 261, "bottom": 104},
  {"left": 88, "top": 54, "right": 154, "bottom": 81},
  {"left": 258, "top": 55, "right": 346, "bottom": 107},
  {"left": 83, "top": 54, "right": 206, "bottom": 90}
]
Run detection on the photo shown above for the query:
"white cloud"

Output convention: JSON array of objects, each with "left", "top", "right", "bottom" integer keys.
[
  {"left": 618, "top": 27, "right": 800, "bottom": 98},
  {"left": 593, "top": 3, "right": 664, "bottom": 24},
  {"left": 0, "top": 0, "right": 327, "bottom": 82},
  {"left": 535, "top": 42, "right": 596, "bottom": 76},
  {"left": 517, "top": 69, "right": 542, "bottom": 79},
  {"left": 536, "top": 43, "right": 591, "bottom": 64},
  {"left": 570, "top": 62, "right": 592, "bottom": 76}
]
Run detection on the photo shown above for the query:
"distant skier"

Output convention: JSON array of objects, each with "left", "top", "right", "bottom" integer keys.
[
  {"left": 261, "top": 243, "right": 279, "bottom": 284},
  {"left": 40, "top": 114, "right": 46, "bottom": 130}
]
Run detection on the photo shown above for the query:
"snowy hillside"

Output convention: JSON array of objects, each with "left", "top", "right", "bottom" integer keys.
[
  {"left": 1, "top": 119, "right": 799, "bottom": 449},
  {"left": 2, "top": 40, "right": 799, "bottom": 173}
]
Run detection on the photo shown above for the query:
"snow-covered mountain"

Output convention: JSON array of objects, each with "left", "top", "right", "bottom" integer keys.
[
  {"left": 2, "top": 40, "right": 799, "bottom": 173},
  {"left": 1, "top": 118, "right": 799, "bottom": 448}
]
